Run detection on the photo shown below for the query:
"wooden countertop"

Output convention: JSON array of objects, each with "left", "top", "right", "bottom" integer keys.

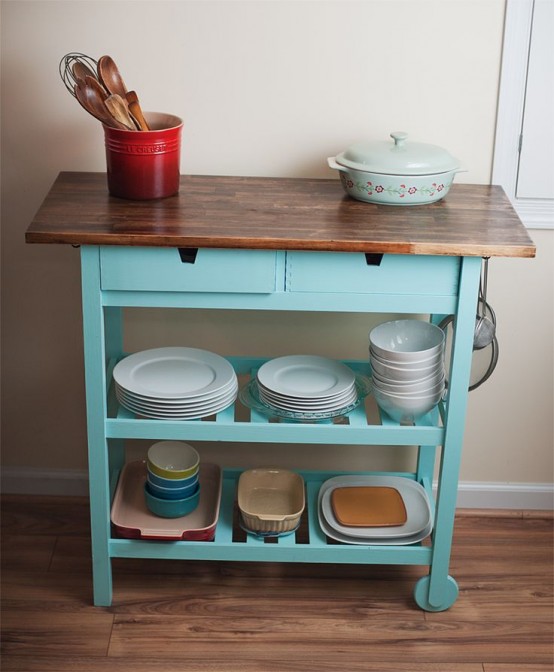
[{"left": 25, "top": 172, "right": 535, "bottom": 257}]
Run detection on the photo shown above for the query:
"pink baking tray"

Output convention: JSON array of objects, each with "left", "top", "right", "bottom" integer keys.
[{"left": 111, "top": 461, "right": 222, "bottom": 541}]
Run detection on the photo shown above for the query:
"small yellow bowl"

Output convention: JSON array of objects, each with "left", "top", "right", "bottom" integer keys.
[{"left": 147, "top": 441, "right": 200, "bottom": 480}]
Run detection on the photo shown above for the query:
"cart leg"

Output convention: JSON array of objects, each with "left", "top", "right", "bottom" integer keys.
[
  {"left": 81, "top": 247, "right": 121, "bottom": 606},
  {"left": 418, "top": 257, "right": 481, "bottom": 611}
]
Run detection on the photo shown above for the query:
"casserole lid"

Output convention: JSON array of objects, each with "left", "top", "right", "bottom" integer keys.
[{"left": 335, "top": 131, "right": 461, "bottom": 176}]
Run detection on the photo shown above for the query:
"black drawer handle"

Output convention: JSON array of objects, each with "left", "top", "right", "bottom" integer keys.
[
  {"left": 178, "top": 248, "right": 199, "bottom": 264},
  {"left": 365, "top": 253, "right": 383, "bottom": 266}
]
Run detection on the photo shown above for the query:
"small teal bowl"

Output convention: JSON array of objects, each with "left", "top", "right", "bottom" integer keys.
[
  {"left": 146, "top": 466, "right": 199, "bottom": 490},
  {"left": 146, "top": 478, "right": 199, "bottom": 501},
  {"left": 144, "top": 483, "right": 201, "bottom": 518}
]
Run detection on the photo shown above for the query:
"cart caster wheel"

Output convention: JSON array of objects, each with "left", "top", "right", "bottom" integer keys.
[{"left": 413, "top": 575, "right": 459, "bottom": 612}]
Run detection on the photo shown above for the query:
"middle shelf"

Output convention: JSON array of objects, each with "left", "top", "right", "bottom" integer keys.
[{"left": 105, "top": 356, "right": 446, "bottom": 446}]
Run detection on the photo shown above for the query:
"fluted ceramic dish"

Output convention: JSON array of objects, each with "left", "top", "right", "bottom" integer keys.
[{"left": 238, "top": 468, "right": 305, "bottom": 536}]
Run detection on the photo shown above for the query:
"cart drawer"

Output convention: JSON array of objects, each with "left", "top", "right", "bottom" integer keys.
[
  {"left": 286, "top": 252, "right": 460, "bottom": 296},
  {"left": 100, "top": 247, "right": 278, "bottom": 293}
]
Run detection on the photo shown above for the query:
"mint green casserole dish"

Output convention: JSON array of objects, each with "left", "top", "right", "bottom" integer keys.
[{"left": 328, "top": 131, "right": 464, "bottom": 205}]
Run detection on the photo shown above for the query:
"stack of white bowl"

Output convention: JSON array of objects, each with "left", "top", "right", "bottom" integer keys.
[{"left": 369, "top": 319, "right": 446, "bottom": 423}]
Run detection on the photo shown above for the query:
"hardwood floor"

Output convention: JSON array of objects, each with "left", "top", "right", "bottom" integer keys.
[{"left": 1, "top": 495, "right": 552, "bottom": 671}]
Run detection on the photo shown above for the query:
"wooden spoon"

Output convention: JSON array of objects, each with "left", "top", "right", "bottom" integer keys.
[
  {"left": 97, "top": 55, "right": 128, "bottom": 98},
  {"left": 98, "top": 56, "right": 143, "bottom": 129},
  {"left": 84, "top": 74, "right": 108, "bottom": 101},
  {"left": 125, "top": 91, "right": 150, "bottom": 131},
  {"left": 105, "top": 94, "right": 136, "bottom": 130},
  {"left": 72, "top": 61, "right": 99, "bottom": 84},
  {"left": 74, "top": 80, "right": 127, "bottom": 129}
]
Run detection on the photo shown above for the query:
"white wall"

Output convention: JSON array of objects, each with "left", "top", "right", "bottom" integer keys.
[{"left": 2, "top": 0, "right": 552, "bottom": 504}]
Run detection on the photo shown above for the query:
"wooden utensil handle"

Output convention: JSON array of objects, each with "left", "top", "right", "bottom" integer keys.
[{"left": 127, "top": 97, "right": 150, "bottom": 131}]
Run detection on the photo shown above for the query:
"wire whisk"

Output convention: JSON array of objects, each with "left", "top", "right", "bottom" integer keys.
[{"left": 59, "top": 52, "right": 101, "bottom": 97}]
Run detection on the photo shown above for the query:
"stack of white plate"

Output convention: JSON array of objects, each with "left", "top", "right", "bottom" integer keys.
[
  {"left": 113, "top": 347, "right": 238, "bottom": 419},
  {"left": 255, "top": 355, "right": 357, "bottom": 415},
  {"left": 369, "top": 319, "right": 446, "bottom": 423},
  {"left": 318, "top": 475, "right": 433, "bottom": 545}
]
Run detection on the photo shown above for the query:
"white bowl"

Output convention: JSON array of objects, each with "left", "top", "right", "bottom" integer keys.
[
  {"left": 373, "top": 384, "right": 445, "bottom": 405},
  {"left": 370, "top": 356, "right": 444, "bottom": 382},
  {"left": 370, "top": 346, "right": 444, "bottom": 368},
  {"left": 371, "top": 365, "right": 443, "bottom": 385},
  {"left": 369, "top": 320, "right": 445, "bottom": 362},
  {"left": 373, "top": 386, "right": 444, "bottom": 422},
  {"left": 373, "top": 378, "right": 445, "bottom": 399},
  {"left": 372, "top": 372, "right": 445, "bottom": 395}
]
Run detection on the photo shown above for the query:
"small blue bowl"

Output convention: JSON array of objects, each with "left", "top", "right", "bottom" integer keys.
[
  {"left": 146, "top": 478, "right": 199, "bottom": 500},
  {"left": 146, "top": 466, "right": 199, "bottom": 490},
  {"left": 144, "top": 483, "right": 201, "bottom": 518}
]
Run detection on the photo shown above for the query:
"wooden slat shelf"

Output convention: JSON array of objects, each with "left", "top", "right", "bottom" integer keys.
[
  {"left": 110, "top": 468, "right": 435, "bottom": 566},
  {"left": 106, "top": 356, "right": 445, "bottom": 447}
]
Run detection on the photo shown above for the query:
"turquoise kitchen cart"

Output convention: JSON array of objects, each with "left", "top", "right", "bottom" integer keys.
[{"left": 26, "top": 173, "right": 535, "bottom": 610}]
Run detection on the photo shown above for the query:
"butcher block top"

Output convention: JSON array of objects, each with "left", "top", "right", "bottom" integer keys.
[{"left": 26, "top": 172, "right": 535, "bottom": 258}]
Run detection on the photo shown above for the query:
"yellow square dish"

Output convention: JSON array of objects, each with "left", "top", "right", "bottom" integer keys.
[{"left": 330, "top": 486, "right": 407, "bottom": 527}]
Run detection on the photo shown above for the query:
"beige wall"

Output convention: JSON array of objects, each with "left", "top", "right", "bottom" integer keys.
[{"left": 2, "top": 1, "right": 552, "bottom": 492}]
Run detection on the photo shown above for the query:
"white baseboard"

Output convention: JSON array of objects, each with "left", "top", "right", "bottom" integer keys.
[
  {"left": 1, "top": 467, "right": 553, "bottom": 510},
  {"left": 447, "top": 481, "right": 554, "bottom": 511},
  {"left": 1, "top": 467, "right": 90, "bottom": 497}
]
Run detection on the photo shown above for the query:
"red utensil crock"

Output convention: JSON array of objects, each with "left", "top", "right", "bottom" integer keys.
[{"left": 104, "top": 112, "right": 182, "bottom": 200}]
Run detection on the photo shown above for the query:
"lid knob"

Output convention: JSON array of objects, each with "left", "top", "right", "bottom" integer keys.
[{"left": 390, "top": 131, "right": 408, "bottom": 147}]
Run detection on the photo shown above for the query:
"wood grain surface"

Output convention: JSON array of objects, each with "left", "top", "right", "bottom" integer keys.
[
  {"left": 1, "top": 495, "right": 552, "bottom": 671},
  {"left": 25, "top": 172, "right": 536, "bottom": 257}
]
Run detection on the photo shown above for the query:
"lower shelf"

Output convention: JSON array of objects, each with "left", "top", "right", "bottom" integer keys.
[{"left": 109, "top": 466, "right": 435, "bottom": 567}]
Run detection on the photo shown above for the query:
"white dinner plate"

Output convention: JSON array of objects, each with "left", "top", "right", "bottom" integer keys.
[
  {"left": 256, "top": 377, "right": 355, "bottom": 401},
  {"left": 238, "top": 376, "right": 371, "bottom": 422},
  {"left": 117, "top": 388, "right": 237, "bottom": 419},
  {"left": 256, "top": 356, "right": 356, "bottom": 399},
  {"left": 117, "top": 401, "right": 236, "bottom": 420},
  {"left": 115, "top": 377, "right": 237, "bottom": 407},
  {"left": 116, "top": 383, "right": 238, "bottom": 414},
  {"left": 258, "top": 387, "right": 358, "bottom": 412},
  {"left": 113, "top": 347, "right": 237, "bottom": 400},
  {"left": 257, "top": 381, "right": 356, "bottom": 406},
  {"left": 319, "top": 476, "right": 432, "bottom": 539}
]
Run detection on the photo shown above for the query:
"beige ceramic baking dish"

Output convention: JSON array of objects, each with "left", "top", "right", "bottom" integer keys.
[{"left": 237, "top": 468, "right": 305, "bottom": 536}]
